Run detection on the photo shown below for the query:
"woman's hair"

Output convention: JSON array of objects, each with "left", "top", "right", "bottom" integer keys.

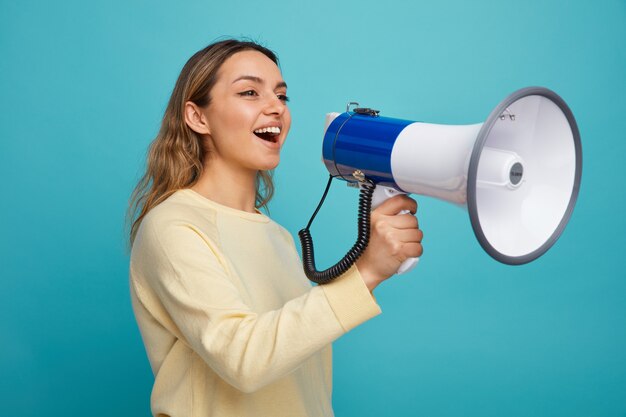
[{"left": 127, "top": 39, "right": 279, "bottom": 244}]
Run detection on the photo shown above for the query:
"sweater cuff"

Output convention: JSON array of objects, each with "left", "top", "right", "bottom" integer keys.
[{"left": 321, "top": 264, "right": 382, "bottom": 332}]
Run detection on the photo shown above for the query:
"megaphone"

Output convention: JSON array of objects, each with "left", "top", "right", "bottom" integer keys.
[{"left": 299, "top": 87, "right": 582, "bottom": 283}]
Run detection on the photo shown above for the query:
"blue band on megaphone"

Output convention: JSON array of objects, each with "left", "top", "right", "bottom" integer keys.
[{"left": 323, "top": 112, "right": 413, "bottom": 188}]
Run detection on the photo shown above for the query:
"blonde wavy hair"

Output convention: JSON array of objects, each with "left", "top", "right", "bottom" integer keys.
[{"left": 127, "top": 39, "right": 278, "bottom": 244}]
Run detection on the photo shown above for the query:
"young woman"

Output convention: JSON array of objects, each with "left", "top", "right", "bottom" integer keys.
[{"left": 128, "top": 39, "right": 423, "bottom": 417}]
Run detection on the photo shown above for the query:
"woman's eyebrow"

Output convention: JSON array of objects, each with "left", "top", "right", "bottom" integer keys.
[
  {"left": 233, "top": 75, "right": 263, "bottom": 84},
  {"left": 233, "top": 75, "right": 287, "bottom": 89}
]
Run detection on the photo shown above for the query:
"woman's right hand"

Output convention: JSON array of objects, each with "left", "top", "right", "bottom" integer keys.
[{"left": 355, "top": 195, "right": 424, "bottom": 292}]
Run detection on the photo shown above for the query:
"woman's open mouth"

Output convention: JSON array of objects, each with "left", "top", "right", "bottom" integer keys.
[{"left": 253, "top": 126, "right": 280, "bottom": 143}]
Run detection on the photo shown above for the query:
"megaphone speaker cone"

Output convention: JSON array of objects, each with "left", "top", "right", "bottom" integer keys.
[{"left": 468, "top": 87, "right": 582, "bottom": 265}]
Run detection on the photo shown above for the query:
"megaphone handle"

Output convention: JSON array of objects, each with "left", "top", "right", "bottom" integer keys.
[{"left": 370, "top": 185, "right": 420, "bottom": 275}]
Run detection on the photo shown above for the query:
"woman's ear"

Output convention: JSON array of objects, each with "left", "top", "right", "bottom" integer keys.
[{"left": 184, "top": 101, "right": 211, "bottom": 135}]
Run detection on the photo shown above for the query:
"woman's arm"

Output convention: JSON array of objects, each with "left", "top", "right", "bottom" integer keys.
[{"left": 130, "top": 219, "right": 380, "bottom": 394}]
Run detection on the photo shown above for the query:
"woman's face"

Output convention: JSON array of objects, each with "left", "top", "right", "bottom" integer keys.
[{"left": 199, "top": 50, "right": 291, "bottom": 172}]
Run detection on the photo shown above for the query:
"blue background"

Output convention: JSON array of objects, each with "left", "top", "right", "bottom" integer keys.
[{"left": 1, "top": 0, "right": 625, "bottom": 415}]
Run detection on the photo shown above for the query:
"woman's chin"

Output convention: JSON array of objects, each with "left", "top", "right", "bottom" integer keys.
[{"left": 258, "top": 156, "right": 280, "bottom": 171}]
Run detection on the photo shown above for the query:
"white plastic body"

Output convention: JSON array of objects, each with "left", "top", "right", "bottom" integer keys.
[
  {"left": 369, "top": 184, "right": 419, "bottom": 275},
  {"left": 390, "top": 122, "right": 525, "bottom": 203},
  {"left": 391, "top": 123, "right": 483, "bottom": 204},
  {"left": 326, "top": 116, "right": 525, "bottom": 204}
]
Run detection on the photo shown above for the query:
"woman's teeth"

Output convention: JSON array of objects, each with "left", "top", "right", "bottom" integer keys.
[
  {"left": 253, "top": 126, "right": 281, "bottom": 143},
  {"left": 254, "top": 126, "right": 281, "bottom": 134}
]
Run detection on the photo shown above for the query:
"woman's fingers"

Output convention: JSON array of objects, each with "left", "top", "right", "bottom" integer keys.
[
  {"left": 377, "top": 228, "right": 423, "bottom": 258},
  {"left": 356, "top": 194, "right": 424, "bottom": 290},
  {"left": 386, "top": 228, "right": 422, "bottom": 243},
  {"left": 381, "top": 212, "right": 419, "bottom": 229},
  {"left": 374, "top": 195, "right": 417, "bottom": 215},
  {"left": 402, "top": 242, "right": 424, "bottom": 258}
]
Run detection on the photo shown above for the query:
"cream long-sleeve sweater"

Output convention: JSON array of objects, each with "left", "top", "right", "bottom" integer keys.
[{"left": 129, "top": 189, "right": 382, "bottom": 417}]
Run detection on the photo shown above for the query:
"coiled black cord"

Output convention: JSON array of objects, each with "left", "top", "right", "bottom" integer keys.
[{"left": 298, "top": 175, "right": 376, "bottom": 284}]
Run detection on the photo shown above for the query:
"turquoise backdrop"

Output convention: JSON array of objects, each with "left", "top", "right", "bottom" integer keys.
[{"left": 1, "top": 0, "right": 625, "bottom": 416}]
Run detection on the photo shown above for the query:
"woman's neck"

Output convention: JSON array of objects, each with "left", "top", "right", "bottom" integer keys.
[{"left": 191, "top": 159, "right": 258, "bottom": 213}]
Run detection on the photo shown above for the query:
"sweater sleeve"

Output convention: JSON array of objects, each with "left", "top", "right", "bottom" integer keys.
[{"left": 131, "top": 220, "right": 381, "bottom": 393}]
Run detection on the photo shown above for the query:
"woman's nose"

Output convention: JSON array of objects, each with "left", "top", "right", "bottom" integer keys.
[{"left": 263, "top": 95, "right": 286, "bottom": 115}]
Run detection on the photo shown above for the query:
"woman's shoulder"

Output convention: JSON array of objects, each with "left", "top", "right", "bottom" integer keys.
[
  {"left": 135, "top": 189, "right": 220, "bottom": 246},
  {"left": 129, "top": 191, "right": 226, "bottom": 286},
  {"left": 143, "top": 190, "right": 212, "bottom": 225}
]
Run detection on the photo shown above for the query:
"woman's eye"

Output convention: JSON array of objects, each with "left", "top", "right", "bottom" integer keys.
[
  {"left": 277, "top": 94, "right": 290, "bottom": 103},
  {"left": 238, "top": 90, "right": 258, "bottom": 97}
]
